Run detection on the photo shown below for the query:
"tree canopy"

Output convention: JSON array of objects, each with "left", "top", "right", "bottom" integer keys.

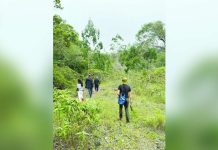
[
  {"left": 110, "top": 34, "right": 126, "bottom": 52},
  {"left": 136, "top": 21, "right": 165, "bottom": 51},
  {"left": 119, "top": 21, "right": 165, "bottom": 72},
  {"left": 82, "top": 19, "right": 103, "bottom": 51},
  {"left": 53, "top": 16, "right": 112, "bottom": 89}
]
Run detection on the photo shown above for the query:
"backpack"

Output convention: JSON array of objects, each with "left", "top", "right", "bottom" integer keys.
[{"left": 118, "top": 85, "right": 126, "bottom": 105}]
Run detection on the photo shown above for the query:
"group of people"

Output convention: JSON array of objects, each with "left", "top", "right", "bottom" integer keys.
[
  {"left": 77, "top": 74, "right": 132, "bottom": 123},
  {"left": 77, "top": 74, "right": 100, "bottom": 102}
]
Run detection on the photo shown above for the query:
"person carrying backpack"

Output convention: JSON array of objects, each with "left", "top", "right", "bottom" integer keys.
[
  {"left": 85, "top": 74, "right": 94, "bottom": 98},
  {"left": 117, "top": 77, "right": 131, "bottom": 123},
  {"left": 94, "top": 76, "right": 100, "bottom": 92}
]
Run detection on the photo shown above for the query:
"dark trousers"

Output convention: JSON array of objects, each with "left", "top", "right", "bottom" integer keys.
[
  {"left": 88, "top": 88, "right": 93, "bottom": 98},
  {"left": 95, "top": 84, "right": 99, "bottom": 92},
  {"left": 119, "top": 100, "right": 130, "bottom": 122}
]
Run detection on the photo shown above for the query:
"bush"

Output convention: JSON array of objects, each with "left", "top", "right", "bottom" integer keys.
[
  {"left": 142, "top": 67, "right": 165, "bottom": 103},
  {"left": 143, "top": 67, "right": 165, "bottom": 84},
  {"left": 155, "top": 51, "right": 165, "bottom": 67},
  {"left": 53, "top": 89, "right": 101, "bottom": 149},
  {"left": 127, "top": 67, "right": 165, "bottom": 104},
  {"left": 53, "top": 64, "right": 78, "bottom": 89}
]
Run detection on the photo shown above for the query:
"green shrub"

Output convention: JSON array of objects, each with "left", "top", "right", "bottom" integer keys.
[
  {"left": 126, "top": 67, "right": 165, "bottom": 104},
  {"left": 53, "top": 89, "right": 101, "bottom": 149},
  {"left": 53, "top": 64, "right": 78, "bottom": 89},
  {"left": 141, "top": 67, "right": 165, "bottom": 103},
  {"left": 143, "top": 67, "right": 165, "bottom": 84}
]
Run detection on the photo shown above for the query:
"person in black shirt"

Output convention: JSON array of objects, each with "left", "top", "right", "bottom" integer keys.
[
  {"left": 94, "top": 76, "right": 100, "bottom": 92},
  {"left": 117, "top": 77, "right": 131, "bottom": 123},
  {"left": 85, "top": 74, "right": 93, "bottom": 98}
]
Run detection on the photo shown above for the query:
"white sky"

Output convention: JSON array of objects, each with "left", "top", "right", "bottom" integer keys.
[
  {"left": 0, "top": 0, "right": 53, "bottom": 94},
  {"left": 55, "top": 0, "right": 165, "bottom": 50}
]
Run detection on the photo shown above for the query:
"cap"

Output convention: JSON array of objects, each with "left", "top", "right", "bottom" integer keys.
[{"left": 122, "top": 77, "right": 127, "bottom": 83}]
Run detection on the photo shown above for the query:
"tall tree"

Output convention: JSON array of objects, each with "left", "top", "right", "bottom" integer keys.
[
  {"left": 53, "top": 15, "right": 80, "bottom": 63},
  {"left": 119, "top": 46, "right": 145, "bottom": 73},
  {"left": 110, "top": 34, "right": 126, "bottom": 52},
  {"left": 136, "top": 21, "right": 165, "bottom": 50},
  {"left": 119, "top": 44, "right": 158, "bottom": 72},
  {"left": 53, "top": 15, "right": 88, "bottom": 73},
  {"left": 82, "top": 19, "right": 103, "bottom": 51},
  {"left": 82, "top": 19, "right": 104, "bottom": 71}
]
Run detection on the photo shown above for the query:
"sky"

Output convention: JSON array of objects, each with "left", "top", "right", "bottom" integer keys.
[
  {"left": 55, "top": 0, "right": 165, "bottom": 50},
  {"left": 0, "top": 0, "right": 52, "bottom": 91}
]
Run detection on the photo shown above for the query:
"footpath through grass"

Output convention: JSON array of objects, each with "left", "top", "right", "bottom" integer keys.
[{"left": 88, "top": 73, "right": 165, "bottom": 150}]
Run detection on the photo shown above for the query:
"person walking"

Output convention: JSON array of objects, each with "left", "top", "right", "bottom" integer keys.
[
  {"left": 85, "top": 74, "right": 94, "bottom": 98},
  {"left": 94, "top": 76, "right": 100, "bottom": 92},
  {"left": 77, "top": 79, "right": 84, "bottom": 102},
  {"left": 117, "top": 77, "right": 131, "bottom": 123}
]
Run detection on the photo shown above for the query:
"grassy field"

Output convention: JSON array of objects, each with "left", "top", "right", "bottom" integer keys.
[
  {"left": 86, "top": 70, "right": 165, "bottom": 149},
  {"left": 54, "top": 67, "right": 165, "bottom": 149}
]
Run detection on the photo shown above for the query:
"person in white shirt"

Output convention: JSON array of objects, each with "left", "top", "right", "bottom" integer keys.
[{"left": 77, "top": 79, "right": 84, "bottom": 102}]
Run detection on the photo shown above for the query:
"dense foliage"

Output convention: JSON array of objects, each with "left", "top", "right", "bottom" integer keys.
[
  {"left": 53, "top": 89, "right": 100, "bottom": 149},
  {"left": 119, "top": 21, "right": 165, "bottom": 73},
  {"left": 53, "top": 15, "right": 112, "bottom": 90}
]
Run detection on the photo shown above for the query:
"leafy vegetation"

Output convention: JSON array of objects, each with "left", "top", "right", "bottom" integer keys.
[
  {"left": 119, "top": 21, "right": 165, "bottom": 73},
  {"left": 53, "top": 89, "right": 100, "bottom": 149}
]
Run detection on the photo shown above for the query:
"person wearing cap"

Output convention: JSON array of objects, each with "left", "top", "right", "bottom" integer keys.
[
  {"left": 85, "top": 74, "right": 94, "bottom": 98},
  {"left": 117, "top": 77, "right": 131, "bottom": 123}
]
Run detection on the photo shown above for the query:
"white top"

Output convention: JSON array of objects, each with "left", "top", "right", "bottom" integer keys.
[{"left": 77, "top": 83, "right": 84, "bottom": 91}]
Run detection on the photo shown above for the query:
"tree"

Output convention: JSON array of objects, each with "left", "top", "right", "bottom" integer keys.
[
  {"left": 53, "top": 15, "right": 80, "bottom": 64},
  {"left": 119, "top": 44, "right": 158, "bottom": 72},
  {"left": 119, "top": 45, "right": 145, "bottom": 73},
  {"left": 118, "top": 21, "right": 165, "bottom": 72},
  {"left": 54, "top": 0, "right": 63, "bottom": 9},
  {"left": 143, "top": 47, "right": 157, "bottom": 69},
  {"left": 81, "top": 19, "right": 103, "bottom": 51},
  {"left": 110, "top": 34, "right": 125, "bottom": 52},
  {"left": 81, "top": 19, "right": 104, "bottom": 71},
  {"left": 90, "top": 51, "right": 112, "bottom": 71},
  {"left": 63, "top": 45, "right": 87, "bottom": 73},
  {"left": 136, "top": 21, "right": 165, "bottom": 50}
]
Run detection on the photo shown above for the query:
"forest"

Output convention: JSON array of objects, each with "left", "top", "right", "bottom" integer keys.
[{"left": 53, "top": 1, "right": 165, "bottom": 149}]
